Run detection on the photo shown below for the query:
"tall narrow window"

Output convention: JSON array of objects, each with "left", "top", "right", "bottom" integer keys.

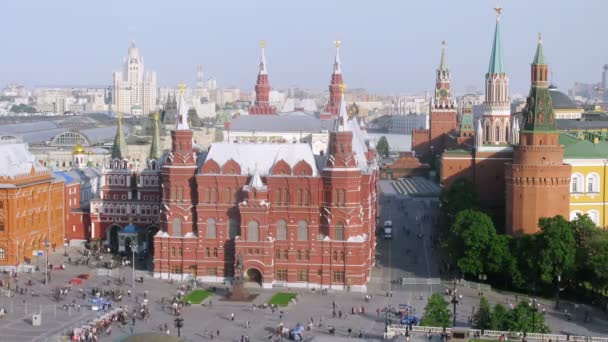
[
  {"left": 297, "top": 221, "right": 308, "bottom": 241},
  {"left": 205, "top": 188, "right": 210, "bottom": 204},
  {"left": 206, "top": 218, "right": 216, "bottom": 238},
  {"left": 495, "top": 125, "right": 500, "bottom": 142},
  {"left": 276, "top": 220, "right": 287, "bottom": 241},
  {"left": 178, "top": 187, "right": 183, "bottom": 203},
  {"left": 297, "top": 189, "right": 303, "bottom": 206},
  {"left": 172, "top": 218, "right": 182, "bottom": 237},
  {"left": 335, "top": 222, "right": 344, "bottom": 241},
  {"left": 282, "top": 189, "right": 289, "bottom": 205},
  {"left": 225, "top": 188, "right": 231, "bottom": 204},
  {"left": 341, "top": 190, "right": 346, "bottom": 207},
  {"left": 276, "top": 189, "right": 282, "bottom": 205},
  {"left": 305, "top": 191, "right": 311, "bottom": 206},
  {"left": 228, "top": 219, "right": 239, "bottom": 240},
  {"left": 247, "top": 221, "right": 259, "bottom": 242},
  {"left": 171, "top": 186, "right": 176, "bottom": 201}
]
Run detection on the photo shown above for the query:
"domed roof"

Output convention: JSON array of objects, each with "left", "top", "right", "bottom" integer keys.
[
  {"left": 72, "top": 143, "right": 85, "bottom": 155},
  {"left": 549, "top": 84, "right": 580, "bottom": 110}
]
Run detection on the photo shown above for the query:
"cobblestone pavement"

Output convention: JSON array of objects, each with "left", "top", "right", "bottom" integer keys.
[{"left": 0, "top": 192, "right": 606, "bottom": 341}]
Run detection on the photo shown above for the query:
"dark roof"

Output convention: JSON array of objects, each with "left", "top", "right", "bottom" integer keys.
[
  {"left": 557, "top": 117, "right": 608, "bottom": 130},
  {"left": 549, "top": 84, "right": 580, "bottom": 110}
]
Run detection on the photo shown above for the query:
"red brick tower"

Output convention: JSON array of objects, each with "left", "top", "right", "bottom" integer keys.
[
  {"left": 412, "top": 41, "right": 457, "bottom": 158},
  {"left": 429, "top": 41, "right": 457, "bottom": 153},
  {"left": 321, "top": 40, "right": 344, "bottom": 119},
  {"left": 155, "top": 84, "right": 199, "bottom": 277},
  {"left": 249, "top": 40, "right": 277, "bottom": 115},
  {"left": 505, "top": 35, "right": 571, "bottom": 235}
]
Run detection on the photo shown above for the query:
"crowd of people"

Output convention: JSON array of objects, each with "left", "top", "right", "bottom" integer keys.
[{"left": 69, "top": 307, "right": 128, "bottom": 341}]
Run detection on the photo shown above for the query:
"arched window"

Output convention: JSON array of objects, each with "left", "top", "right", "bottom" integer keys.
[
  {"left": 297, "top": 220, "right": 308, "bottom": 241},
  {"left": 206, "top": 218, "right": 216, "bottom": 238},
  {"left": 586, "top": 173, "right": 600, "bottom": 193},
  {"left": 247, "top": 221, "right": 259, "bottom": 242},
  {"left": 495, "top": 124, "right": 500, "bottom": 142},
  {"left": 172, "top": 218, "right": 182, "bottom": 237},
  {"left": 276, "top": 220, "right": 287, "bottom": 241},
  {"left": 297, "top": 189, "right": 303, "bottom": 206},
  {"left": 228, "top": 219, "right": 239, "bottom": 240},
  {"left": 571, "top": 173, "right": 584, "bottom": 193},
  {"left": 485, "top": 122, "right": 491, "bottom": 142},
  {"left": 505, "top": 124, "right": 510, "bottom": 143},
  {"left": 587, "top": 210, "right": 600, "bottom": 226},
  {"left": 570, "top": 210, "right": 583, "bottom": 221},
  {"left": 335, "top": 222, "right": 345, "bottom": 241},
  {"left": 0, "top": 247, "right": 5, "bottom": 260}
]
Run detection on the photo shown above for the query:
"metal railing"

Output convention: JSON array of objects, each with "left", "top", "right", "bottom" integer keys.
[{"left": 385, "top": 325, "right": 608, "bottom": 342}]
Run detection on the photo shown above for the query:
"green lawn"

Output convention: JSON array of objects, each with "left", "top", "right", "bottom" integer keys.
[
  {"left": 268, "top": 292, "right": 297, "bottom": 307},
  {"left": 181, "top": 289, "right": 212, "bottom": 304}
]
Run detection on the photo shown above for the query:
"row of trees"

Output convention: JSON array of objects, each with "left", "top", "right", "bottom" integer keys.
[
  {"left": 473, "top": 297, "right": 549, "bottom": 333},
  {"left": 441, "top": 179, "right": 608, "bottom": 300},
  {"left": 10, "top": 103, "right": 37, "bottom": 113},
  {"left": 421, "top": 294, "right": 549, "bottom": 332}
]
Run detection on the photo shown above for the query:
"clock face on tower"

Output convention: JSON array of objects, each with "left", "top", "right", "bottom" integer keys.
[{"left": 439, "top": 88, "right": 449, "bottom": 98}]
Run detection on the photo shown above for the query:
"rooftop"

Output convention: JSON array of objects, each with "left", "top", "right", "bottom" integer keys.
[{"left": 229, "top": 111, "right": 334, "bottom": 133}]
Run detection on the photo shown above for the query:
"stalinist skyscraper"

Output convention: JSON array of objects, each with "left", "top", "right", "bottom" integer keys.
[{"left": 112, "top": 42, "right": 157, "bottom": 116}]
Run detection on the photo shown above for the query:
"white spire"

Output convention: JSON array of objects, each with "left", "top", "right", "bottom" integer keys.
[
  {"left": 248, "top": 168, "right": 266, "bottom": 190},
  {"left": 512, "top": 118, "right": 520, "bottom": 145},
  {"left": 333, "top": 40, "right": 342, "bottom": 74},
  {"left": 475, "top": 119, "right": 483, "bottom": 148},
  {"left": 259, "top": 40, "right": 267, "bottom": 75},
  {"left": 337, "top": 91, "right": 351, "bottom": 132},
  {"left": 176, "top": 84, "right": 190, "bottom": 130}
]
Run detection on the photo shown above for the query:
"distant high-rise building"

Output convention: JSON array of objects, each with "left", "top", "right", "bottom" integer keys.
[
  {"left": 196, "top": 65, "right": 204, "bottom": 89},
  {"left": 603, "top": 64, "right": 608, "bottom": 101},
  {"left": 112, "top": 42, "right": 157, "bottom": 116}
]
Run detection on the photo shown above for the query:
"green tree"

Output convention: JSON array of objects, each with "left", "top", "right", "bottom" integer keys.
[
  {"left": 510, "top": 234, "right": 540, "bottom": 289},
  {"left": 376, "top": 136, "right": 389, "bottom": 158},
  {"left": 585, "top": 231, "right": 608, "bottom": 291},
  {"left": 537, "top": 216, "right": 576, "bottom": 284},
  {"left": 448, "top": 209, "right": 496, "bottom": 276},
  {"left": 490, "top": 304, "right": 510, "bottom": 331},
  {"left": 420, "top": 293, "right": 451, "bottom": 328},
  {"left": 187, "top": 108, "right": 203, "bottom": 127},
  {"left": 473, "top": 297, "right": 492, "bottom": 330},
  {"left": 507, "top": 301, "right": 549, "bottom": 333},
  {"left": 440, "top": 178, "right": 479, "bottom": 223},
  {"left": 486, "top": 234, "right": 515, "bottom": 275}
]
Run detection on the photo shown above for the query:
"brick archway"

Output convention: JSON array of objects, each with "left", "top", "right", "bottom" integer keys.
[{"left": 245, "top": 267, "right": 263, "bottom": 285}]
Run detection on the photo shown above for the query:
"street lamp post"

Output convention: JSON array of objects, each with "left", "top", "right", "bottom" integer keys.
[
  {"left": 130, "top": 242, "right": 136, "bottom": 289},
  {"left": 450, "top": 279, "right": 462, "bottom": 326},
  {"left": 174, "top": 315, "right": 184, "bottom": 337},
  {"left": 555, "top": 274, "right": 561, "bottom": 309},
  {"left": 44, "top": 239, "right": 50, "bottom": 286},
  {"left": 529, "top": 298, "right": 540, "bottom": 332}
]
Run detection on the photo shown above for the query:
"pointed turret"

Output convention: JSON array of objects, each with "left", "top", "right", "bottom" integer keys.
[
  {"left": 248, "top": 168, "right": 267, "bottom": 191},
  {"left": 149, "top": 112, "right": 161, "bottom": 159},
  {"left": 522, "top": 33, "right": 555, "bottom": 133},
  {"left": 481, "top": 6, "right": 511, "bottom": 145},
  {"left": 336, "top": 89, "right": 351, "bottom": 132},
  {"left": 488, "top": 8, "right": 506, "bottom": 74},
  {"left": 111, "top": 113, "right": 127, "bottom": 159},
  {"left": 334, "top": 40, "right": 342, "bottom": 74},
  {"left": 433, "top": 41, "right": 454, "bottom": 110},
  {"left": 249, "top": 40, "right": 276, "bottom": 115},
  {"left": 439, "top": 41, "right": 449, "bottom": 71},
  {"left": 322, "top": 40, "right": 346, "bottom": 118},
  {"left": 176, "top": 84, "right": 190, "bottom": 130}
]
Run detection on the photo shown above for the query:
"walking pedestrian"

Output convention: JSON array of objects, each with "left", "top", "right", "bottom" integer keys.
[{"left": 231, "top": 312, "right": 235, "bottom": 321}]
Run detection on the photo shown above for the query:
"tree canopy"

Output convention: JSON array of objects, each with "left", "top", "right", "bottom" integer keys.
[
  {"left": 440, "top": 178, "right": 479, "bottom": 223},
  {"left": 420, "top": 293, "right": 451, "bottom": 328},
  {"left": 376, "top": 136, "right": 389, "bottom": 158},
  {"left": 537, "top": 216, "right": 576, "bottom": 285}
]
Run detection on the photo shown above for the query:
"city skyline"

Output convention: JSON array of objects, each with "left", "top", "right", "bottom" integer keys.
[{"left": 1, "top": 0, "right": 606, "bottom": 94}]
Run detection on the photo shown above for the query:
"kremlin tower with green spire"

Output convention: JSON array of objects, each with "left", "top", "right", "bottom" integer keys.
[{"left": 505, "top": 34, "right": 572, "bottom": 235}]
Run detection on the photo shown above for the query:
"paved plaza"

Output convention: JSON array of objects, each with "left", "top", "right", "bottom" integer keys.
[{"left": 0, "top": 190, "right": 607, "bottom": 341}]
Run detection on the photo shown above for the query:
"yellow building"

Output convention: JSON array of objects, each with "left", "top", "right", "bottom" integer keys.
[{"left": 562, "top": 133, "right": 608, "bottom": 227}]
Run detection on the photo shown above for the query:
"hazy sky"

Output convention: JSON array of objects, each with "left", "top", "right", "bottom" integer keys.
[{"left": 1, "top": 0, "right": 606, "bottom": 95}]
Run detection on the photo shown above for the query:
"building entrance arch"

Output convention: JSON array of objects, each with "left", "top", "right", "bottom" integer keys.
[{"left": 245, "top": 268, "right": 263, "bottom": 285}]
